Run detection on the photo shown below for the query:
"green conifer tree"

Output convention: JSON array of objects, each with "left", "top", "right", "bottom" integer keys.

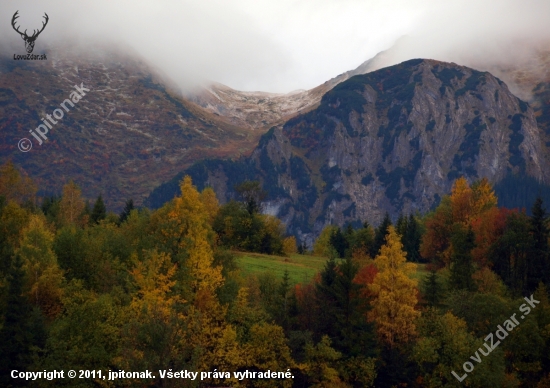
[
  {"left": 0, "top": 255, "right": 33, "bottom": 384},
  {"left": 372, "top": 212, "right": 392, "bottom": 257},
  {"left": 423, "top": 269, "right": 441, "bottom": 306},
  {"left": 90, "top": 195, "right": 106, "bottom": 224},
  {"left": 119, "top": 198, "right": 135, "bottom": 224},
  {"left": 528, "top": 196, "right": 549, "bottom": 292},
  {"left": 450, "top": 226, "right": 475, "bottom": 291}
]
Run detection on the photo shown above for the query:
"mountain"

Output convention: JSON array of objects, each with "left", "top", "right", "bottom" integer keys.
[
  {"left": 0, "top": 44, "right": 263, "bottom": 211},
  {"left": 186, "top": 66, "right": 370, "bottom": 132},
  {"left": 347, "top": 39, "right": 550, "bottom": 139},
  {"left": 0, "top": 43, "right": 376, "bottom": 211},
  {"left": 184, "top": 46, "right": 403, "bottom": 132},
  {"left": 146, "top": 59, "right": 550, "bottom": 245}
]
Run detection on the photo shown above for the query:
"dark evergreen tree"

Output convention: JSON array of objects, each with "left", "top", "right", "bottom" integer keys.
[
  {"left": 489, "top": 212, "right": 532, "bottom": 295},
  {"left": 0, "top": 196, "right": 13, "bottom": 276},
  {"left": 372, "top": 212, "right": 392, "bottom": 257},
  {"left": 0, "top": 255, "right": 34, "bottom": 385},
  {"left": 528, "top": 197, "right": 549, "bottom": 292},
  {"left": 297, "top": 241, "right": 305, "bottom": 255},
  {"left": 314, "top": 258, "right": 375, "bottom": 357},
  {"left": 403, "top": 214, "right": 422, "bottom": 262},
  {"left": 423, "top": 269, "right": 441, "bottom": 306},
  {"left": 394, "top": 213, "right": 422, "bottom": 262},
  {"left": 119, "top": 198, "right": 135, "bottom": 224},
  {"left": 90, "top": 195, "right": 106, "bottom": 224},
  {"left": 396, "top": 213, "right": 407, "bottom": 237},
  {"left": 351, "top": 220, "right": 374, "bottom": 257},
  {"left": 259, "top": 232, "right": 274, "bottom": 254},
  {"left": 329, "top": 227, "right": 348, "bottom": 258},
  {"left": 41, "top": 195, "right": 61, "bottom": 223},
  {"left": 450, "top": 226, "right": 475, "bottom": 291},
  {"left": 314, "top": 258, "right": 339, "bottom": 336},
  {"left": 275, "top": 270, "right": 292, "bottom": 330},
  {"left": 343, "top": 223, "right": 356, "bottom": 256}
]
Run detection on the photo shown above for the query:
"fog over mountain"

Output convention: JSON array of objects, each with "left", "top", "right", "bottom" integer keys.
[{"left": 0, "top": 0, "right": 549, "bottom": 93}]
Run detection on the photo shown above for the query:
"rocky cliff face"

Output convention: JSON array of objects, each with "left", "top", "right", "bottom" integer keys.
[{"left": 147, "top": 59, "right": 549, "bottom": 245}]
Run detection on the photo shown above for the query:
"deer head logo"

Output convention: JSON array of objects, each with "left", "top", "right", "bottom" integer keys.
[{"left": 11, "top": 11, "right": 49, "bottom": 53}]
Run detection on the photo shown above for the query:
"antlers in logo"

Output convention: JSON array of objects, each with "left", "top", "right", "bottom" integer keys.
[{"left": 12, "top": 11, "right": 49, "bottom": 53}]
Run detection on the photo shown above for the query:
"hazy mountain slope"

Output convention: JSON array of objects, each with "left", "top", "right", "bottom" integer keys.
[
  {"left": 146, "top": 59, "right": 549, "bottom": 245},
  {"left": 185, "top": 51, "right": 392, "bottom": 131},
  {"left": 0, "top": 45, "right": 261, "bottom": 210}
]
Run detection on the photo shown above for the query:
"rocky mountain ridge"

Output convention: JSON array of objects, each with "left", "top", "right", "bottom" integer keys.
[
  {"left": 0, "top": 44, "right": 263, "bottom": 210},
  {"left": 147, "top": 59, "right": 550, "bottom": 245}
]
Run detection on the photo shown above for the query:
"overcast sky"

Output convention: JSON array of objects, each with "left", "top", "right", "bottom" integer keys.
[{"left": 1, "top": 0, "right": 549, "bottom": 93}]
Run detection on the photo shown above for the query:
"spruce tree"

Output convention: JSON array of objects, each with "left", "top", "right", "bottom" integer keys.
[
  {"left": 90, "top": 195, "right": 106, "bottom": 224},
  {"left": 423, "top": 269, "right": 441, "bottom": 306},
  {"left": 344, "top": 223, "right": 355, "bottom": 255},
  {"left": 528, "top": 196, "right": 549, "bottom": 292},
  {"left": 329, "top": 227, "right": 348, "bottom": 258},
  {"left": 372, "top": 212, "right": 392, "bottom": 257},
  {"left": 276, "top": 270, "right": 292, "bottom": 330},
  {"left": 404, "top": 214, "right": 422, "bottom": 262},
  {"left": 0, "top": 255, "right": 33, "bottom": 384},
  {"left": 315, "top": 258, "right": 375, "bottom": 356},
  {"left": 396, "top": 213, "right": 407, "bottom": 237},
  {"left": 450, "top": 226, "right": 475, "bottom": 291},
  {"left": 119, "top": 198, "right": 135, "bottom": 224}
]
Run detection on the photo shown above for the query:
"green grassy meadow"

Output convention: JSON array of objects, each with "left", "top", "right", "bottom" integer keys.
[
  {"left": 234, "top": 252, "right": 332, "bottom": 284},
  {"left": 235, "top": 251, "right": 429, "bottom": 285}
]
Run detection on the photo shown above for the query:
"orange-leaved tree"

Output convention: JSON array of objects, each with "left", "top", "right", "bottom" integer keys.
[{"left": 421, "top": 177, "right": 498, "bottom": 267}]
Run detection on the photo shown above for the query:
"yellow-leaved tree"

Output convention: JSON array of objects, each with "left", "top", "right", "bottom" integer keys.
[
  {"left": 120, "top": 250, "right": 186, "bottom": 382},
  {"left": 314, "top": 225, "right": 338, "bottom": 257},
  {"left": 147, "top": 176, "right": 242, "bottom": 384},
  {"left": 129, "top": 250, "right": 181, "bottom": 321},
  {"left": 200, "top": 186, "right": 220, "bottom": 226},
  {"left": 368, "top": 226, "right": 419, "bottom": 349},
  {"left": 16, "top": 214, "right": 64, "bottom": 318},
  {"left": 150, "top": 175, "right": 223, "bottom": 299},
  {"left": 0, "top": 161, "right": 37, "bottom": 204},
  {"left": 177, "top": 176, "right": 223, "bottom": 296},
  {"left": 58, "top": 180, "right": 87, "bottom": 228},
  {"left": 283, "top": 236, "right": 297, "bottom": 256}
]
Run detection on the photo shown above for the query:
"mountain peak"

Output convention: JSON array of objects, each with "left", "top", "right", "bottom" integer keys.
[{"left": 147, "top": 59, "right": 548, "bottom": 244}]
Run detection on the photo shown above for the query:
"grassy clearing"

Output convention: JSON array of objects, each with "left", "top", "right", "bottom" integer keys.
[
  {"left": 234, "top": 252, "right": 330, "bottom": 284},
  {"left": 235, "top": 251, "right": 430, "bottom": 286}
]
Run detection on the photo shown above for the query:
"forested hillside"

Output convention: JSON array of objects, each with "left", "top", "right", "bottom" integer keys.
[{"left": 2, "top": 161, "right": 550, "bottom": 387}]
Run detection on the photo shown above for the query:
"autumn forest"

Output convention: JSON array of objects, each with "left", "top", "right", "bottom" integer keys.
[{"left": 1, "top": 161, "right": 550, "bottom": 388}]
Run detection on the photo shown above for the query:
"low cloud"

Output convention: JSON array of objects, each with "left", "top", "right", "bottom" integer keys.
[{"left": 0, "top": 0, "right": 548, "bottom": 93}]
